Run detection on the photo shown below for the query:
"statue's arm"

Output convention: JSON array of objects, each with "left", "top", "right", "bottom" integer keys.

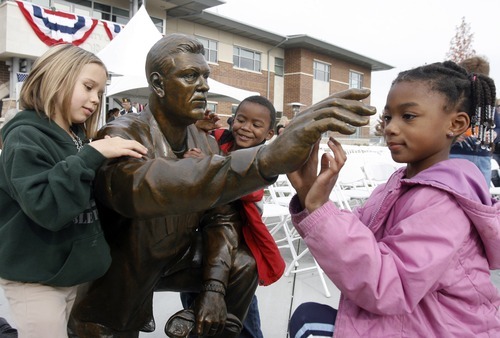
[
  {"left": 94, "top": 126, "right": 273, "bottom": 219},
  {"left": 199, "top": 203, "right": 242, "bottom": 287},
  {"left": 257, "top": 88, "right": 376, "bottom": 177},
  {"left": 94, "top": 88, "right": 375, "bottom": 219},
  {"left": 190, "top": 203, "right": 243, "bottom": 333}
]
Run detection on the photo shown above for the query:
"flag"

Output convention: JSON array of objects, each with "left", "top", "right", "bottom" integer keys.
[{"left": 16, "top": 0, "right": 98, "bottom": 46}]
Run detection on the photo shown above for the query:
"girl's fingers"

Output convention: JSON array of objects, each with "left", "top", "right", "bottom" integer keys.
[
  {"left": 319, "top": 152, "right": 332, "bottom": 175},
  {"left": 128, "top": 150, "right": 146, "bottom": 158},
  {"left": 128, "top": 143, "right": 148, "bottom": 154},
  {"left": 328, "top": 138, "right": 346, "bottom": 165}
]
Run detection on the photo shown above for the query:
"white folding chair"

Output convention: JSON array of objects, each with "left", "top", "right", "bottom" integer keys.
[
  {"left": 363, "top": 161, "right": 397, "bottom": 187},
  {"left": 284, "top": 244, "right": 331, "bottom": 298},
  {"left": 264, "top": 183, "right": 331, "bottom": 298},
  {"left": 336, "top": 163, "right": 372, "bottom": 208},
  {"left": 329, "top": 184, "right": 353, "bottom": 211},
  {"left": 267, "top": 175, "right": 295, "bottom": 207},
  {"left": 490, "top": 158, "right": 500, "bottom": 199},
  {"left": 262, "top": 191, "right": 301, "bottom": 264},
  {"left": 262, "top": 202, "right": 290, "bottom": 237}
]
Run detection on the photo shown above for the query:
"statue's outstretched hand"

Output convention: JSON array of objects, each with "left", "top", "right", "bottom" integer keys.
[{"left": 258, "top": 88, "right": 375, "bottom": 177}]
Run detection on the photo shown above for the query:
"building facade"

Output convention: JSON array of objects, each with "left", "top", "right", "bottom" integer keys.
[{"left": 0, "top": 0, "right": 392, "bottom": 140}]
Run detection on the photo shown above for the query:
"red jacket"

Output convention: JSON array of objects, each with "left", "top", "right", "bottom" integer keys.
[{"left": 214, "top": 129, "right": 285, "bottom": 285}]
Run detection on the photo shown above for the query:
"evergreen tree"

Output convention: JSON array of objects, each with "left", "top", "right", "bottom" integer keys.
[{"left": 446, "top": 17, "right": 476, "bottom": 63}]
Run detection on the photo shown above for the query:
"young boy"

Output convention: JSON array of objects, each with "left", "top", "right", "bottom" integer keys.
[{"left": 173, "top": 96, "right": 283, "bottom": 338}]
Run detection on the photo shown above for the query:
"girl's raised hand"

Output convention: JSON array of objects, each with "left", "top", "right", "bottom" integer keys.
[
  {"left": 89, "top": 136, "right": 148, "bottom": 159},
  {"left": 304, "top": 138, "right": 346, "bottom": 213},
  {"left": 287, "top": 141, "right": 321, "bottom": 209}
]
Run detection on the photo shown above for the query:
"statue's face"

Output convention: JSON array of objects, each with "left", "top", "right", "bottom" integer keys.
[{"left": 162, "top": 52, "right": 210, "bottom": 124}]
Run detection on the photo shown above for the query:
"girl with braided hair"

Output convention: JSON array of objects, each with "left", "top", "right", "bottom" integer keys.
[{"left": 287, "top": 61, "right": 500, "bottom": 337}]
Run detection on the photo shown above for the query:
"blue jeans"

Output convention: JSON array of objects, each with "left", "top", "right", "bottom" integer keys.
[
  {"left": 180, "top": 292, "right": 263, "bottom": 338},
  {"left": 449, "top": 154, "right": 491, "bottom": 185}
]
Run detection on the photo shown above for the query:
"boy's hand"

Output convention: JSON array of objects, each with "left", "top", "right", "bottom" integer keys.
[
  {"left": 195, "top": 110, "right": 222, "bottom": 133},
  {"left": 183, "top": 148, "right": 205, "bottom": 159}
]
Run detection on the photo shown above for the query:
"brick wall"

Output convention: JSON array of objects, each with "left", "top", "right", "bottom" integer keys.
[
  {"left": 0, "top": 61, "right": 9, "bottom": 84},
  {"left": 210, "top": 61, "right": 267, "bottom": 96},
  {"left": 281, "top": 47, "right": 373, "bottom": 137},
  {"left": 209, "top": 60, "right": 271, "bottom": 117},
  {"left": 205, "top": 49, "right": 373, "bottom": 137}
]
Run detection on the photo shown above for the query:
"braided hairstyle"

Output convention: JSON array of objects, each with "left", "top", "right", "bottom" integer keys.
[{"left": 392, "top": 61, "right": 497, "bottom": 150}]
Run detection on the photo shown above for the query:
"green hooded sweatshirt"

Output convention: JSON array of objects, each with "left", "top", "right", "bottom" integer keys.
[{"left": 0, "top": 110, "right": 110, "bottom": 287}]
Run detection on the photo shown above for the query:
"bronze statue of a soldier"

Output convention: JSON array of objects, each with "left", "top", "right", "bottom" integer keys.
[{"left": 69, "top": 33, "right": 375, "bottom": 337}]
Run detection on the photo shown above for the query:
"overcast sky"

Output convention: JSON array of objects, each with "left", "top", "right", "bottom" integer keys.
[{"left": 207, "top": 0, "right": 500, "bottom": 116}]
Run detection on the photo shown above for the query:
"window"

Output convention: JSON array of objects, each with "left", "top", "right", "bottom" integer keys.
[
  {"left": 313, "top": 61, "right": 330, "bottom": 82},
  {"left": 92, "top": 3, "right": 112, "bottom": 20},
  {"left": 106, "top": 6, "right": 129, "bottom": 24},
  {"left": 233, "top": 47, "right": 261, "bottom": 72},
  {"left": 197, "top": 37, "right": 218, "bottom": 63},
  {"left": 348, "top": 72, "right": 363, "bottom": 139},
  {"left": 52, "top": 0, "right": 91, "bottom": 16},
  {"left": 150, "top": 16, "right": 164, "bottom": 34},
  {"left": 207, "top": 102, "right": 217, "bottom": 114},
  {"left": 275, "top": 58, "right": 284, "bottom": 76},
  {"left": 51, "top": 0, "right": 163, "bottom": 31},
  {"left": 54, "top": 0, "right": 128, "bottom": 24},
  {"left": 349, "top": 71, "right": 364, "bottom": 89},
  {"left": 80, "top": 2, "right": 129, "bottom": 23}
]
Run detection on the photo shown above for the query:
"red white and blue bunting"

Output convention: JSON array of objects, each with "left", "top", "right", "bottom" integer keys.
[
  {"left": 16, "top": 0, "right": 102, "bottom": 46},
  {"left": 102, "top": 21, "right": 124, "bottom": 41}
]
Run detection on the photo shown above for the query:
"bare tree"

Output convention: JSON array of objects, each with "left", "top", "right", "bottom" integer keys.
[
  {"left": 374, "top": 114, "right": 384, "bottom": 137},
  {"left": 446, "top": 17, "right": 476, "bottom": 63}
]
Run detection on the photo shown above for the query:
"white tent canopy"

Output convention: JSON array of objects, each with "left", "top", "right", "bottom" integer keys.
[
  {"left": 98, "top": 6, "right": 258, "bottom": 103},
  {"left": 106, "top": 72, "right": 259, "bottom": 103}
]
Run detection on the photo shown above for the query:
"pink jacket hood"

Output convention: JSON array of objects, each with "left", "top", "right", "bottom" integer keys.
[{"left": 401, "top": 159, "right": 500, "bottom": 269}]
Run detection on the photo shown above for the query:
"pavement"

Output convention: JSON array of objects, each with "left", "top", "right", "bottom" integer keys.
[{"left": 2, "top": 225, "right": 500, "bottom": 337}]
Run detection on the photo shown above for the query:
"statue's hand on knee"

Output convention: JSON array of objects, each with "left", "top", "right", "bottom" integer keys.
[
  {"left": 258, "top": 88, "right": 376, "bottom": 177},
  {"left": 193, "top": 290, "right": 227, "bottom": 336}
]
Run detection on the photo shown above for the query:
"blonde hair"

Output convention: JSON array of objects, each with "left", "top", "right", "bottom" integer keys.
[{"left": 19, "top": 44, "right": 108, "bottom": 138}]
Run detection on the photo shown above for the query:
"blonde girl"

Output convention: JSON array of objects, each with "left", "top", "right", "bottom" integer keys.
[{"left": 0, "top": 44, "right": 146, "bottom": 338}]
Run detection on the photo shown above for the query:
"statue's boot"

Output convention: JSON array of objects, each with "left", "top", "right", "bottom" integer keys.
[
  {"left": 67, "top": 316, "right": 139, "bottom": 338},
  {"left": 140, "top": 317, "right": 156, "bottom": 333}
]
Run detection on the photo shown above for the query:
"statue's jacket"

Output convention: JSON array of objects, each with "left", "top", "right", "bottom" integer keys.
[{"left": 72, "top": 108, "right": 274, "bottom": 329}]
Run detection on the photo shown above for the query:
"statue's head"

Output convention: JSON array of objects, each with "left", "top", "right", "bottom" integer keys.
[
  {"left": 146, "top": 34, "right": 205, "bottom": 82},
  {"left": 146, "top": 34, "right": 211, "bottom": 123}
]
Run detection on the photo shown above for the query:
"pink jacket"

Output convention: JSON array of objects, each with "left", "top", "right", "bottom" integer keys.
[{"left": 291, "top": 159, "right": 500, "bottom": 337}]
